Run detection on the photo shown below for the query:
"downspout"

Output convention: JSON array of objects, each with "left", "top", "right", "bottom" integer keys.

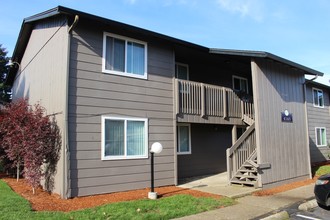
[
  {"left": 303, "top": 74, "right": 318, "bottom": 179},
  {"left": 63, "top": 15, "right": 79, "bottom": 199}
]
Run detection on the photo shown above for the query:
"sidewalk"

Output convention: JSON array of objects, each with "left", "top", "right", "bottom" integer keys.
[{"left": 175, "top": 183, "right": 316, "bottom": 220}]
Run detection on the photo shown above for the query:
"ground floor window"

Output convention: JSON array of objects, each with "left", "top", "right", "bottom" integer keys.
[
  {"left": 315, "top": 127, "right": 327, "bottom": 147},
  {"left": 177, "top": 124, "right": 191, "bottom": 154},
  {"left": 102, "top": 116, "right": 148, "bottom": 160}
]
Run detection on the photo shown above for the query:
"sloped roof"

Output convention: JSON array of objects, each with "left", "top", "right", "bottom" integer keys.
[
  {"left": 210, "top": 49, "right": 324, "bottom": 76},
  {"left": 6, "top": 6, "right": 324, "bottom": 85}
]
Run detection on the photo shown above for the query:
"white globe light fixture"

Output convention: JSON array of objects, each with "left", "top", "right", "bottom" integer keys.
[
  {"left": 150, "top": 142, "right": 163, "bottom": 154},
  {"left": 148, "top": 142, "right": 163, "bottom": 199}
]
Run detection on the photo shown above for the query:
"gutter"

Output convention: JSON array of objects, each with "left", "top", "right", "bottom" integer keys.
[
  {"left": 304, "top": 75, "right": 318, "bottom": 85},
  {"left": 63, "top": 14, "right": 79, "bottom": 199}
]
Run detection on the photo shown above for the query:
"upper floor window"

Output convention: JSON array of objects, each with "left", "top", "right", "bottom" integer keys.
[
  {"left": 315, "top": 127, "right": 327, "bottom": 147},
  {"left": 103, "top": 32, "right": 147, "bottom": 79},
  {"left": 233, "top": 75, "right": 248, "bottom": 94},
  {"left": 102, "top": 116, "right": 148, "bottom": 160},
  {"left": 312, "top": 88, "right": 324, "bottom": 108},
  {"left": 175, "top": 63, "right": 189, "bottom": 80}
]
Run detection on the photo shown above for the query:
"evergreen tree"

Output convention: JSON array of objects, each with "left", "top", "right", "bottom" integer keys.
[{"left": 0, "top": 44, "right": 12, "bottom": 103}]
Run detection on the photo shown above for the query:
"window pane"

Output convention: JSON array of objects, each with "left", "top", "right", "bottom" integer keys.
[
  {"left": 127, "top": 42, "right": 145, "bottom": 75},
  {"left": 321, "top": 129, "right": 326, "bottom": 145},
  {"left": 318, "top": 91, "right": 324, "bottom": 107},
  {"left": 105, "top": 37, "right": 114, "bottom": 70},
  {"left": 105, "top": 120, "right": 124, "bottom": 156},
  {"left": 177, "top": 65, "right": 188, "bottom": 80},
  {"left": 127, "top": 121, "right": 145, "bottom": 156},
  {"left": 113, "top": 38, "right": 125, "bottom": 72},
  {"left": 240, "top": 79, "right": 247, "bottom": 92},
  {"left": 233, "top": 78, "right": 240, "bottom": 90},
  {"left": 179, "top": 126, "right": 189, "bottom": 152},
  {"left": 105, "top": 37, "right": 125, "bottom": 72},
  {"left": 313, "top": 90, "right": 318, "bottom": 105}
]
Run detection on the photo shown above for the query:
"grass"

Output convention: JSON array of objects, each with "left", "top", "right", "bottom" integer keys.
[
  {"left": 0, "top": 180, "right": 235, "bottom": 220},
  {"left": 313, "top": 164, "right": 330, "bottom": 176}
]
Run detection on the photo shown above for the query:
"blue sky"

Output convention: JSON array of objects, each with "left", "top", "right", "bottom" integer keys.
[{"left": 1, "top": 0, "right": 330, "bottom": 84}]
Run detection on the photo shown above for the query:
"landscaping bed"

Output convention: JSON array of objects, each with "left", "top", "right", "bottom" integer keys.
[
  {"left": 1, "top": 176, "right": 223, "bottom": 212},
  {"left": 0, "top": 176, "right": 234, "bottom": 220},
  {"left": 253, "top": 163, "right": 330, "bottom": 196}
]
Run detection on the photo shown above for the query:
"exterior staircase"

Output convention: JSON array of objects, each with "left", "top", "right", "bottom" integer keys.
[
  {"left": 229, "top": 149, "right": 258, "bottom": 187},
  {"left": 173, "top": 79, "right": 258, "bottom": 186},
  {"left": 226, "top": 113, "right": 259, "bottom": 187}
]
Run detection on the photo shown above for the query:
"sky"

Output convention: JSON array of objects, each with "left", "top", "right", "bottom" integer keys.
[{"left": 1, "top": 0, "right": 330, "bottom": 84}]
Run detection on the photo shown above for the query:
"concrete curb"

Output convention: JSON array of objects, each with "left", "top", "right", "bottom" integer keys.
[
  {"left": 260, "top": 211, "right": 289, "bottom": 220},
  {"left": 298, "top": 199, "right": 318, "bottom": 211}
]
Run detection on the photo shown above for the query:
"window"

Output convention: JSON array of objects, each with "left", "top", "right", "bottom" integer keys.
[
  {"left": 175, "top": 63, "right": 189, "bottom": 80},
  {"left": 103, "top": 33, "right": 147, "bottom": 79},
  {"left": 312, "top": 88, "right": 324, "bottom": 108},
  {"left": 233, "top": 75, "right": 248, "bottom": 93},
  {"left": 177, "top": 124, "right": 191, "bottom": 154},
  {"left": 102, "top": 116, "right": 148, "bottom": 160},
  {"left": 315, "top": 127, "right": 327, "bottom": 147},
  {"left": 176, "top": 63, "right": 189, "bottom": 93}
]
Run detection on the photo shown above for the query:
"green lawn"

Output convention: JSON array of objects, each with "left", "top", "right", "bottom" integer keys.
[
  {"left": 0, "top": 180, "right": 235, "bottom": 220},
  {"left": 313, "top": 164, "right": 330, "bottom": 176}
]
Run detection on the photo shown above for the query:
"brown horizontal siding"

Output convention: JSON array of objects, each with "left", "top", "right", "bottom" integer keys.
[
  {"left": 69, "top": 69, "right": 173, "bottom": 90},
  {"left": 306, "top": 85, "right": 330, "bottom": 162},
  {"left": 70, "top": 170, "right": 174, "bottom": 188},
  {"left": 70, "top": 178, "right": 173, "bottom": 197},
  {"left": 71, "top": 163, "right": 174, "bottom": 179},
  {"left": 68, "top": 24, "right": 175, "bottom": 197},
  {"left": 70, "top": 148, "right": 174, "bottom": 160},
  {"left": 70, "top": 156, "right": 175, "bottom": 170}
]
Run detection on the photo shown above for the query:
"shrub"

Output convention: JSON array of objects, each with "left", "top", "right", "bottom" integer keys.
[{"left": 0, "top": 99, "right": 61, "bottom": 193}]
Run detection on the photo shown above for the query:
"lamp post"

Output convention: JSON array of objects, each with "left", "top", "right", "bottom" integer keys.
[{"left": 148, "top": 142, "right": 163, "bottom": 200}]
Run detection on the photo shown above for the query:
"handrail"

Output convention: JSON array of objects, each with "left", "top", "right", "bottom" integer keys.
[
  {"left": 227, "top": 123, "right": 255, "bottom": 155},
  {"left": 226, "top": 122, "right": 256, "bottom": 182},
  {"left": 175, "top": 79, "right": 254, "bottom": 119}
]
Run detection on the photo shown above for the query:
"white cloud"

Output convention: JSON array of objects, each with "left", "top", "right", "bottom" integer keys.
[{"left": 216, "top": 0, "right": 264, "bottom": 21}]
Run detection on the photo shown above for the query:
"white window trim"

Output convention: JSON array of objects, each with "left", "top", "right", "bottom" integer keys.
[
  {"left": 101, "top": 116, "right": 148, "bottom": 160},
  {"left": 232, "top": 75, "right": 249, "bottom": 94},
  {"left": 177, "top": 123, "right": 192, "bottom": 155},
  {"left": 175, "top": 62, "right": 189, "bottom": 80},
  {"left": 315, "top": 127, "right": 327, "bottom": 147},
  {"left": 102, "top": 32, "right": 148, "bottom": 80},
  {"left": 312, "top": 87, "right": 324, "bottom": 108}
]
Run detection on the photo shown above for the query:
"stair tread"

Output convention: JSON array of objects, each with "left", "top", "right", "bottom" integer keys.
[
  {"left": 234, "top": 174, "right": 257, "bottom": 179},
  {"left": 238, "top": 169, "right": 257, "bottom": 173}
]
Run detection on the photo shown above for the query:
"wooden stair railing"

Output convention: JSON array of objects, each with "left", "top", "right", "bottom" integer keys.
[{"left": 226, "top": 122, "right": 258, "bottom": 187}]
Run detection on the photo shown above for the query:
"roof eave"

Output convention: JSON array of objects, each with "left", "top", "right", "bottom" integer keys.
[{"left": 210, "top": 48, "right": 324, "bottom": 76}]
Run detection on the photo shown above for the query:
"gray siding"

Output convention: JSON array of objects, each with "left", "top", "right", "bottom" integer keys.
[
  {"left": 306, "top": 84, "right": 330, "bottom": 162},
  {"left": 68, "top": 23, "right": 175, "bottom": 197},
  {"left": 11, "top": 16, "right": 69, "bottom": 197},
  {"left": 251, "top": 59, "right": 310, "bottom": 187},
  {"left": 178, "top": 124, "right": 231, "bottom": 178}
]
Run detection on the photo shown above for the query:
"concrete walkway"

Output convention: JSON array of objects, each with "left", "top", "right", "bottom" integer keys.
[
  {"left": 175, "top": 181, "right": 315, "bottom": 220},
  {"left": 179, "top": 172, "right": 259, "bottom": 198}
]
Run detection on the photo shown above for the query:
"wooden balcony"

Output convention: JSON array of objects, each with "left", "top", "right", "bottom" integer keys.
[{"left": 175, "top": 79, "right": 254, "bottom": 125}]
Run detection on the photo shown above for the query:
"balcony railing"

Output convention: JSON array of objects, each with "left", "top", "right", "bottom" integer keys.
[{"left": 175, "top": 79, "right": 254, "bottom": 120}]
